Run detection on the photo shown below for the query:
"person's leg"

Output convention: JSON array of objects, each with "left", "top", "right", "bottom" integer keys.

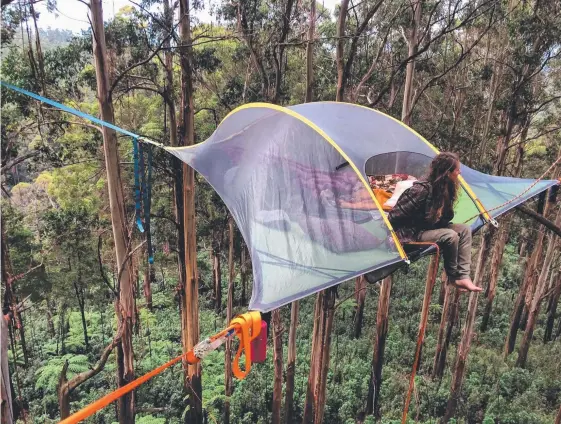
[
  {"left": 417, "top": 228, "right": 460, "bottom": 279},
  {"left": 447, "top": 223, "right": 472, "bottom": 278},
  {"left": 417, "top": 225, "right": 481, "bottom": 292}
]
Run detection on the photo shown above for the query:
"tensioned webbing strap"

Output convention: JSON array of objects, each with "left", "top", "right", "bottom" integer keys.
[{"left": 1, "top": 81, "right": 141, "bottom": 138}]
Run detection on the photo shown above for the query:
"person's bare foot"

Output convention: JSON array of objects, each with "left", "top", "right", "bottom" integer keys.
[{"left": 451, "top": 278, "right": 482, "bottom": 292}]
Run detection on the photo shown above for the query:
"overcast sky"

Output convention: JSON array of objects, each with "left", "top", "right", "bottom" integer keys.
[{"left": 35, "top": 0, "right": 338, "bottom": 33}]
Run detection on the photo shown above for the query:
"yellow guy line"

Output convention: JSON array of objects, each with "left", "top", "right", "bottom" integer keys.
[
  {"left": 168, "top": 102, "right": 408, "bottom": 261},
  {"left": 328, "top": 102, "right": 493, "bottom": 224}
]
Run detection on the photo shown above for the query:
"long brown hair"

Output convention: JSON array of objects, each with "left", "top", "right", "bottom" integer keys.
[{"left": 426, "top": 152, "right": 461, "bottom": 223}]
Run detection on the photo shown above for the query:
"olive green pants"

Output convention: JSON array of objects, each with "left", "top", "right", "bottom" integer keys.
[{"left": 417, "top": 223, "right": 472, "bottom": 281}]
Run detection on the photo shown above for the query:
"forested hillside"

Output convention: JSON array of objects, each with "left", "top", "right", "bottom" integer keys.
[{"left": 1, "top": 0, "right": 560, "bottom": 423}]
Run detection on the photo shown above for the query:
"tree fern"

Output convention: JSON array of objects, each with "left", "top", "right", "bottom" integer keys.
[{"left": 35, "top": 354, "right": 89, "bottom": 393}]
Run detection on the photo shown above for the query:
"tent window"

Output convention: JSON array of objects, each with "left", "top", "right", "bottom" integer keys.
[{"left": 364, "top": 151, "right": 432, "bottom": 178}]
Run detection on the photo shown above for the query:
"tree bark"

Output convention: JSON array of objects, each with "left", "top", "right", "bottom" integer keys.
[
  {"left": 433, "top": 286, "right": 460, "bottom": 380},
  {"left": 305, "top": 0, "right": 316, "bottom": 103},
  {"left": 177, "top": 0, "right": 202, "bottom": 421},
  {"left": 143, "top": 258, "right": 154, "bottom": 312},
  {"left": 403, "top": 254, "right": 439, "bottom": 423},
  {"left": 314, "top": 288, "right": 336, "bottom": 424},
  {"left": 224, "top": 217, "right": 235, "bottom": 424},
  {"left": 353, "top": 276, "right": 367, "bottom": 339},
  {"left": 302, "top": 294, "right": 322, "bottom": 424},
  {"left": 1, "top": 315, "right": 14, "bottom": 424},
  {"left": 335, "top": 0, "right": 350, "bottom": 102},
  {"left": 284, "top": 301, "right": 299, "bottom": 424},
  {"left": 366, "top": 276, "right": 392, "bottom": 420},
  {"left": 213, "top": 236, "right": 222, "bottom": 314},
  {"left": 240, "top": 244, "right": 247, "bottom": 306},
  {"left": 516, "top": 206, "right": 561, "bottom": 367},
  {"left": 302, "top": 288, "right": 336, "bottom": 424},
  {"left": 443, "top": 229, "right": 493, "bottom": 422},
  {"left": 544, "top": 262, "right": 561, "bottom": 343},
  {"left": 272, "top": 309, "right": 283, "bottom": 424},
  {"left": 401, "top": 0, "right": 422, "bottom": 126},
  {"left": 504, "top": 188, "right": 554, "bottom": 356},
  {"left": 90, "top": 2, "right": 136, "bottom": 421},
  {"left": 481, "top": 221, "right": 510, "bottom": 332},
  {"left": 73, "top": 281, "right": 89, "bottom": 351}
]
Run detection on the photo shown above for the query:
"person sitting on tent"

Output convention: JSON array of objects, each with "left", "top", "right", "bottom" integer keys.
[{"left": 388, "top": 152, "right": 482, "bottom": 292}]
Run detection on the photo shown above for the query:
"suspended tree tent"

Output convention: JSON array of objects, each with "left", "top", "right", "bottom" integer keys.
[{"left": 165, "top": 101, "right": 559, "bottom": 312}]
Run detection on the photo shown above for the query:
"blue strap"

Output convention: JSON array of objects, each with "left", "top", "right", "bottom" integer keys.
[
  {"left": 1, "top": 81, "right": 141, "bottom": 139},
  {"left": 144, "top": 146, "right": 154, "bottom": 264},
  {"left": 132, "top": 138, "right": 145, "bottom": 233}
]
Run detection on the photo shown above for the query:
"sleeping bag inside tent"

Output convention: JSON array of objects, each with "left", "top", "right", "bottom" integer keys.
[{"left": 166, "top": 102, "right": 559, "bottom": 312}]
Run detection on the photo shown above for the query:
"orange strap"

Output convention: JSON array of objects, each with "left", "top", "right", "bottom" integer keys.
[{"left": 59, "top": 312, "right": 262, "bottom": 424}]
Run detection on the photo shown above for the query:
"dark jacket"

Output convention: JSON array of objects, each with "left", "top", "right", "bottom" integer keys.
[{"left": 387, "top": 180, "right": 454, "bottom": 243}]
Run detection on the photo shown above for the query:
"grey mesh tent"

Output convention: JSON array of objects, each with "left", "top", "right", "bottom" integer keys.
[{"left": 167, "top": 102, "right": 557, "bottom": 312}]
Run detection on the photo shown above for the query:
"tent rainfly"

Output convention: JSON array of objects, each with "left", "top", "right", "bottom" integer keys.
[{"left": 166, "top": 102, "right": 559, "bottom": 312}]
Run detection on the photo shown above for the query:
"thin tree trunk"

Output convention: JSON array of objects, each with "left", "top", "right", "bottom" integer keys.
[
  {"left": 302, "top": 294, "right": 322, "bottom": 424},
  {"left": 544, "top": 262, "right": 561, "bottom": 343},
  {"left": 401, "top": 0, "right": 422, "bottom": 126},
  {"left": 353, "top": 276, "right": 367, "bottom": 338},
  {"left": 73, "top": 281, "right": 89, "bottom": 351},
  {"left": 224, "top": 217, "right": 235, "bottom": 424},
  {"left": 143, "top": 258, "right": 154, "bottom": 312},
  {"left": 177, "top": 0, "right": 202, "bottom": 421},
  {"left": 505, "top": 188, "right": 554, "bottom": 356},
  {"left": 284, "top": 301, "right": 299, "bottom": 424},
  {"left": 314, "top": 288, "right": 336, "bottom": 424},
  {"left": 403, "top": 254, "right": 439, "bottom": 423},
  {"left": 443, "top": 229, "right": 493, "bottom": 422},
  {"left": 516, "top": 206, "right": 561, "bottom": 367},
  {"left": 45, "top": 296, "right": 55, "bottom": 338},
  {"left": 335, "top": 0, "right": 350, "bottom": 102},
  {"left": 90, "top": 2, "right": 136, "bottom": 421},
  {"left": 366, "top": 276, "right": 392, "bottom": 420},
  {"left": 481, "top": 221, "right": 509, "bottom": 332},
  {"left": 213, "top": 238, "right": 222, "bottom": 313},
  {"left": 1, "top": 315, "right": 14, "bottom": 424},
  {"left": 433, "top": 287, "right": 460, "bottom": 380},
  {"left": 305, "top": 0, "right": 316, "bottom": 103},
  {"left": 240, "top": 244, "right": 247, "bottom": 306},
  {"left": 556, "top": 404, "right": 561, "bottom": 424},
  {"left": 272, "top": 309, "right": 283, "bottom": 424}
]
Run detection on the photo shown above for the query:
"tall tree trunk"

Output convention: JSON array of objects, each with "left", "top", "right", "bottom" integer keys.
[
  {"left": 335, "top": 0, "right": 350, "bottom": 102},
  {"left": 178, "top": 0, "right": 202, "bottom": 420},
  {"left": 272, "top": 309, "right": 283, "bottom": 424},
  {"left": 314, "top": 288, "right": 336, "bottom": 424},
  {"left": 544, "top": 262, "right": 561, "bottom": 343},
  {"left": 213, "top": 238, "right": 222, "bottom": 313},
  {"left": 432, "top": 286, "right": 460, "bottom": 380},
  {"left": 443, "top": 229, "right": 493, "bottom": 422},
  {"left": 403, "top": 254, "right": 439, "bottom": 423},
  {"left": 305, "top": 0, "right": 316, "bottom": 103},
  {"left": 516, "top": 206, "right": 561, "bottom": 367},
  {"left": 224, "top": 217, "right": 235, "bottom": 424},
  {"left": 143, "top": 257, "right": 154, "bottom": 312},
  {"left": 302, "top": 294, "right": 322, "bottom": 424},
  {"left": 284, "top": 301, "right": 299, "bottom": 424},
  {"left": 240, "top": 244, "right": 247, "bottom": 306},
  {"left": 90, "top": 2, "right": 136, "bottom": 421},
  {"left": 302, "top": 288, "right": 336, "bottom": 424},
  {"left": 401, "top": 0, "right": 422, "bottom": 125},
  {"left": 504, "top": 188, "right": 555, "bottom": 356},
  {"left": 1, "top": 315, "right": 14, "bottom": 424},
  {"left": 353, "top": 276, "right": 367, "bottom": 338},
  {"left": 45, "top": 296, "right": 55, "bottom": 338},
  {"left": 366, "top": 276, "right": 392, "bottom": 420},
  {"left": 480, "top": 221, "right": 509, "bottom": 332},
  {"left": 73, "top": 281, "right": 89, "bottom": 351}
]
